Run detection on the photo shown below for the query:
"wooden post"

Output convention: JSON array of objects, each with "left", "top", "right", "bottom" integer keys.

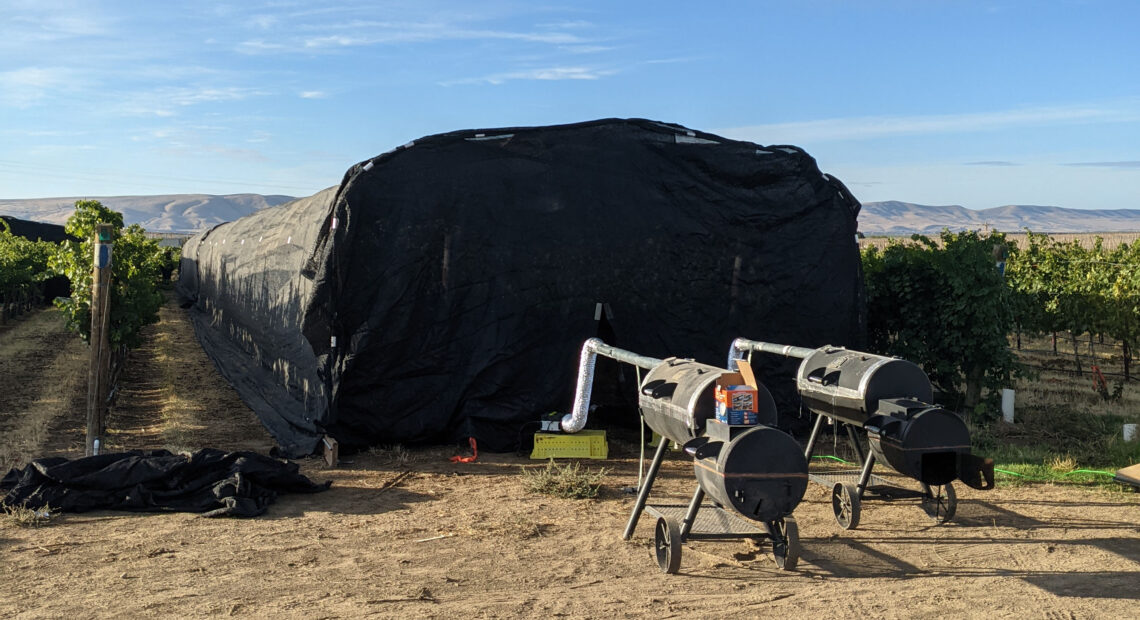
[{"left": 86, "top": 224, "right": 113, "bottom": 456}]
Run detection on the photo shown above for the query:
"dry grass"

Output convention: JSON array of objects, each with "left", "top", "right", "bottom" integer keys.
[
  {"left": 1010, "top": 333, "right": 1140, "bottom": 419},
  {"left": 369, "top": 444, "right": 416, "bottom": 466},
  {"left": 104, "top": 292, "right": 274, "bottom": 455},
  {"left": 1047, "top": 454, "right": 1079, "bottom": 473},
  {"left": 520, "top": 459, "right": 608, "bottom": 499},
  {"left": 1, "top": 503, "right": 56, "bottom": 528}
]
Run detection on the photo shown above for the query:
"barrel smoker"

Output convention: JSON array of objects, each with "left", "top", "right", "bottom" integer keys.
[
  {"left": 728, "top": 339, "right": 995, "bottom": 530},
  {"left": 560, "top": 338, "right": 809, "bottom": 574}
]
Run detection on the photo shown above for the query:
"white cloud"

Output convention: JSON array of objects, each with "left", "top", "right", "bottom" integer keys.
[
  {"left": 537, "top": 20, "right": 596, "bottom": 30},
  {"left": 443, "top": 66, "right": 617, "bottom": 86},
  {"left": 238, "top": 39, "right": 288, "bottom": 54},
  {"left": 249, "top": 14, "right": 279, "bottom": 30},
  {"left": 300, "top": 25, "right": 586, "bottom": 48},
  {"left": 299, "top": 90, "right": 327, "bottom": 99},
  {"left": 562, "top": 45, "right": 614, "bottom": 54},
  {"left": 0, "top": 67, "right": 80, "bottom": 106}
]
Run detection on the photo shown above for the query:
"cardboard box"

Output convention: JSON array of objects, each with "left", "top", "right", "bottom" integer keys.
[{"left": 715, "top": 359, "right": 761, "bottom": 426}]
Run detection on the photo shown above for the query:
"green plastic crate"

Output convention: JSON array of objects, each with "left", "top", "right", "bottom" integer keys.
[{"left": 530, "top": 430, "right": 608, "bottom": 460}]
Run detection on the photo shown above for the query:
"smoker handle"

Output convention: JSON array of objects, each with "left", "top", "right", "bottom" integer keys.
[{"left": 959, "top": 454, "right": 996, "bottom": 491}]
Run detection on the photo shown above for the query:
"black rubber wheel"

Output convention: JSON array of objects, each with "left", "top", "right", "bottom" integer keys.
[
  {"left": 653, "top": 517, "right": 682, "bottom": 574},
  {"left": 769, "top": 516, "right": 800, "bottom": 571},
  {"left": 832, "top": 482, "right": 862, "bottom": 530},
  {"left": 921, "top": 482, "right": 957, "bottom": 524}
]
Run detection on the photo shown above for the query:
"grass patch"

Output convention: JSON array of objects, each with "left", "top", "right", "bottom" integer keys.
[
  {"left": 2, "top": 503, "right": 56, "bottom": 528},
  {"left": 369, "top": 444, "right": 416, "bottom": 466},
  {"left": 974, "top": 405, "right": 1140, "bottom": 488},
  {"left": 520, "top": 459, "right": 608, "bottom": 499}
]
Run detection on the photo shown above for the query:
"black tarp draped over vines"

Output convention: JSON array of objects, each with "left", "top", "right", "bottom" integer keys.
[{"left": 177, "top": 118, "right": 865, "bottom": 456}]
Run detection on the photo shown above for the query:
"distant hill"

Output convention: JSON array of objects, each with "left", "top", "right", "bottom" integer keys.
[
  {"left": 859, "top": 201, "right": 1140, "bottom": 235},
  {"left": 0, "top": 194, "right": 297, "bottom": 233},
  {"left": 6, "top": 193, "right": 1140, "bottom": 236}
]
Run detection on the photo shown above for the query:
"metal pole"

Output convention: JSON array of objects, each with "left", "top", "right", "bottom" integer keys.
[
  {"left": 86, "top": 223, "right": 113, "bottom": 457},
  {"left": 679, "top": 485, "right": 705, "bottom": 540},
  {"left": 731, "top": 338, "right": 817, "bottom": 361},
  {"left": 622, "top": 439, "right": 671, "bottom": 541},
  {"left": 855, "top": 453, "right": 877, "bottom": 498},
  {"left": 803, "top": 412, "right": 826, "bottom": 460}
]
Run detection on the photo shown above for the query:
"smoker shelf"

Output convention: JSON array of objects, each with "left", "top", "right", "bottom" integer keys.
[
  {"left": 645, "top": 503, "right": 766, "bottom": 539},
  {"left": 810, "top": 468, "right": 927, "bottom": 500}
]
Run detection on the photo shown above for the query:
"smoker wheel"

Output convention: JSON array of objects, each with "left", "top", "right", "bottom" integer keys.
[
  {"left": 654, "top": 516, "right": 683, "bottom": 574},
  {"left": 831, "top": 482, "right": 861, "bottom": 530},
  {"left": 769, "top": 516, "right": 799, "bottom": 571},
  {"left": 920, "top": 482, "right": 957, "bottom": 524}
]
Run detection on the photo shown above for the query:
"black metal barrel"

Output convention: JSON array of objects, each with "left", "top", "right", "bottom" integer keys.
[
  {"left": 734, "top": 339, "right": 994, "bottom": 490},
  {"left": 638, "top": 358, "right": 776, "bottom": 444},
  {"left": 689, "top": 421, "right": 808, "bottom": 523},
  {"left": 867, "top": 398, "right": 974, "bottom": 486},
  {"left": 794, "top": 347, "right": 933, "bottom": 427}
]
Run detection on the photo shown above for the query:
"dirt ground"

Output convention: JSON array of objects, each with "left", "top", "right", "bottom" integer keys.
[{"left": 2, "top": 299, "right": 1139, "bottom": 619}]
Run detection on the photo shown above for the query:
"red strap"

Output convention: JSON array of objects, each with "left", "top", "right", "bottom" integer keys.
[
  {"left": 1091, "top": 365, "right": 1108, "bottom": 392},
  {"left": 449, "top": 437, "right": 478, "bottom": 463}
]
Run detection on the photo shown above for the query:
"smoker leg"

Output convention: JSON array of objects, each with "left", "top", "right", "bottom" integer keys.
[
  {"left": 622, "top": 439, "right": 671, "bottom": 541},
  {"left": 856, "top": 452, "right": 877, "bottom": 497},
  {"left": 803, "top": 413, "right": 826, "bottom": 460},
  {"left": 846, "top": 423, "right": 866, "bottom": 464},
  {"left": 679, "top": 485, "right": 705, "bottom": 540}
]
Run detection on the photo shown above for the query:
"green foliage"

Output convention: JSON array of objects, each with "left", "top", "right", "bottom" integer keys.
[
  {"left": 862, "top": 230, "right": 1020, "bottom": 421},
  {"left": 49, "top": 200, "right": 165, "bottom": 349},
  {"left": 1006, "top": 232, "right": 1140, "bottom": 378},
  {"left": 520, "top": 460, "right": 607, "bottom": 499},
  {"left": 159, "top": 246, "right": 181, "bottom": 282},
  {"left": 974, "top": 406, "right": 1140, "bottom": 488},
  {"left": 0, "top": 220, "right": 56, "bottom": 304}
]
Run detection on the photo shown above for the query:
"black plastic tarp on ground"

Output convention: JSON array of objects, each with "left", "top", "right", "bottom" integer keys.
[
  {"left": 1, "top": 449, "right": 330, "bottom": 518},
  {"left": 178, "top": 118, "right": 865, "bottom": 456}
]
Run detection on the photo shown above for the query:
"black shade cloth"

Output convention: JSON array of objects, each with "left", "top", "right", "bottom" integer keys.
[
  {"left": 0, "top": 215, "right": 70, "bottom": 243},
  {"left": 178, "top": 118, "right": 865, "bottom": 456},
  {"left": 1, "top": 449, "right": 330, "bottom": 518}
]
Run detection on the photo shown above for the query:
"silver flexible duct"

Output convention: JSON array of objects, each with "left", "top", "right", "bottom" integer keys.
[
  {"left": 728, "top": 338, "right": 817, "bottom": 370},
  {"left": 561, "top": 338, "right": 663, "bottom": 433}
]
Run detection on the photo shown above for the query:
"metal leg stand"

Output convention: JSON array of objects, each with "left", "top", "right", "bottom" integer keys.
[
  {"left": 679, "top": 486, "right": 705, "bottom": 539},
  {"left": 845, "top": 423, "right": 866, "bottom": 464},
  {"left": 803, "top": 413, "right": 826, "bottom": 460},
  {"left": 855, "top": 452, "right": 877, "bottom": 498},
  {"left": 622, "top": 439, "right": 672, "bottom": 540}
]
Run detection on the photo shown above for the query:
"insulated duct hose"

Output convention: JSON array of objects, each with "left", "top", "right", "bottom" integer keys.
[{"left": 561, "top": 338, "right": 663, "bottom": 433}]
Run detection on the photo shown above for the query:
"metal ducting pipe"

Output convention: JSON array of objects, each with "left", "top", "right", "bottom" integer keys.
[
  {"left": 561, "top": 337, "right": 662, "bottom": 433},
  {"left": 727, "top": 337, "right": 815, "bottom": 371}
]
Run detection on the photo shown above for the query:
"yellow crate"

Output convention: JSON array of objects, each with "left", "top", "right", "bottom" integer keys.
[{"left": 530, "top": 430, "right": 608, "bottom": 460}]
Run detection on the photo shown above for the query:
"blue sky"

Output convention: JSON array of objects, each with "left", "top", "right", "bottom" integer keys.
[{"left": 2, "top": 0, "right": 1138, "bottom": 210}]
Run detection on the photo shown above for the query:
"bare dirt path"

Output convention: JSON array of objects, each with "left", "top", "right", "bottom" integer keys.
[
  {"left": 2, "top": 296, "right": 1139, "bottom": 619},
  {"left": 0, "top": 308, "right": 86, "bottom": 470},
  {"left": 102, "top": 291, "right": 274, "bottom": 454}
]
